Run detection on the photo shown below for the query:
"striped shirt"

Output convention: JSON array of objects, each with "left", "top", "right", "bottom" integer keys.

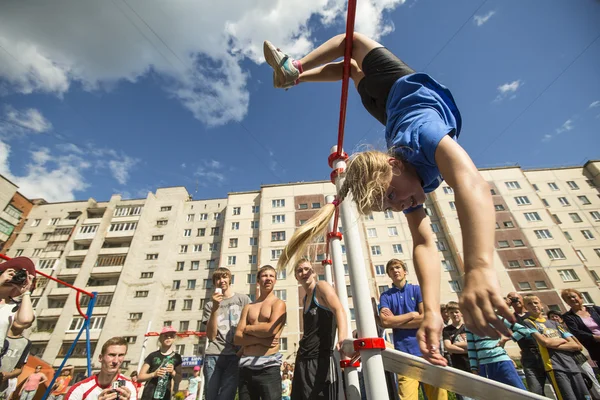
[
  {"left": 466, "top": 318, "right": 533, "bottom": 371},
  {"left": 65, "top": 374, "right": 137, "bottom": 400}
]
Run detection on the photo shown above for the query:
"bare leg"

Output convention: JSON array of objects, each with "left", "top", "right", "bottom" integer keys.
[
  {"left": 299, "top": 33, "right": 383, "bottom": 72},
  {"left": 299, "top": 60, "right": 365, "bottom": 88}
]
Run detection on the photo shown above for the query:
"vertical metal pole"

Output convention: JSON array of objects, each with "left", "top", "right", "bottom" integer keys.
[
  {"left": 324, "top": 262, "right": 334, "bottom": 285},
  {"left": 137, "top": 320, "right": 153, "bottom": 372},
  {"left": 326, "top": 195, "right": 361, "bottom": 400},
  {"left": 85, "top": 292, "right": 97, "bottom": 377},
  {"left": 330, "top": 146, "right": 388, "bottom": 400}
]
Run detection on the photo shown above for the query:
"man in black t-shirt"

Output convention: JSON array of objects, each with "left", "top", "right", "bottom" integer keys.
[{"left": 442, "top": 302, "right": 472, "bottom": 400}]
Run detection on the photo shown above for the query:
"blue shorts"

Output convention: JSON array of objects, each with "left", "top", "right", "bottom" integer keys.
[{"left": 479, "top": 360, "right": 526, "bottom": 390}]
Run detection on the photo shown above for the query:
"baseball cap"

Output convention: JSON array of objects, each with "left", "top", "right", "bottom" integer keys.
[
  {"left": 193, "top": 366, "right": 200, "bottom": 371},
  {"left": 0, "top": 257, "right": 36, "bottom": 278},
  {"left": 160, "top": 326, "right": 177, "bottom": 335}
]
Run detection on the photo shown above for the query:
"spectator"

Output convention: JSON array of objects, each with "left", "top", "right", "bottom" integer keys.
[
  {"left": 19, "top": 366, "right": 48, "bottom": 400},
  {"left": 0, "top": 321, "right": 32, "bottom": 400},
  {"left": 185, "top": 366, "right": 201, "bottom": 400},
  {"left": 48, "top": 365, "right": 75, "bottom": 400},
  {"left": 65, "top": 337, "right": 137, "bottom": 400},
  {"left": 442, "top": 302, "right": 473, "bottom": 400},
  {"left": 201, "top": 267, "right": 250, "bottom": 400},
  {"left": 138, "top": 326, "right": 182, "bottom": 400},
  {"left": 561, "top": 289, "right": 600, "bottom": 367},
  {"left": 522, "top": 295, "right": 591, "bottom": 400},
  {"left": 506, "top": 292, "right": 546, "bottom": 395},
  {"left": 129, "top": 371, "right": 142, "bottom": 391},
  {"left": 281, "top": 373, "right": 291, "bottom": 400}
]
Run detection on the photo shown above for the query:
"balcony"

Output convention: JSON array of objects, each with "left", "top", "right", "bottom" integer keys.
[
  {"left": 68, "top": 249, "right": 88, "bottom": 258},
  {"left": 83, "top": 217, "right": 103, "bottom": 225},
  {"left": 0, "top": 211, "right": 19, "bottom": 226},
  {"left": 87, "top": 285, "right": 117, "bottom": 293},
  {"left": 111, "top": 215, "right": 140, "bottom": 223},
  {"left": 64, "top": 330, "right": 101, "bottom": 341},
  {"left": 42, "top": 250, "right": 63, "bottom": 259},
  {"left": 75, "top": 231, "right": 97, "bottom": 241},
  {"left": 99, "top": 247, "right": 129, "bottom": 256},
  {"left": 39, "top": 308, "right": 63, "bottom": 318},
  {"left": 49, "top": 287, "right": 72, "bottom": 297},
  {"left": 58, "top": 219, "right": 78, "bottom": 227},
  {"left": 106, "top": 229, "right": 135, "bottom": 239},
  {"left": 58, "top": 267, "right": 81, "bottom": 277},
  {"left": 91, "top": 265, "right": 123, "bottom": 276},
  {"left": 29, "top": 331, "right": 53, "bottom": 341}
]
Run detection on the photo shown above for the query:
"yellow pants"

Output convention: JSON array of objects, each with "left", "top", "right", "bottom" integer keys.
[{"left": 397, "top": 375, "right": 448, "bottom": 400}]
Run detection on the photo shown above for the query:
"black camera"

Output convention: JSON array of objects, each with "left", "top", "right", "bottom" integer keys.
[
  {"left": 509, "top": 297, "right": 520, "bottom": 303},
  {"left": 7, "top": 269, "right": 28, "bottom": 286}
]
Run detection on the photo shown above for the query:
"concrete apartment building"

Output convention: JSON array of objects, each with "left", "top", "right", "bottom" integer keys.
[
  {"left": 0, "top": 175, "right": 35, "bottom": 251},
  {"left": 1, "top": 161, "right": 599, "bottom": 377}
]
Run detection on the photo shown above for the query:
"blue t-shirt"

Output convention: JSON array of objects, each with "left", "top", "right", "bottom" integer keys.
[
  {"left": 385, "top": 73, "right": 462, "bottom": 213},
  {"left": 379, "top": 283, "right": 423, "bottom": 356}
]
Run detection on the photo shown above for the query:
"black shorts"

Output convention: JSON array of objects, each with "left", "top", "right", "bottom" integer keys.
[
  {"left": 357, "top": 47, "right": 415, "bottom": 126},
  {"left": 291, "top": 356, "right": 339, "bottom": 400}
]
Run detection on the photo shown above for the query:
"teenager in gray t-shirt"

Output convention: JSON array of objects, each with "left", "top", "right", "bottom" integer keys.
[{"left": 200, "top": 268, "right": 250, "bottom": 400}]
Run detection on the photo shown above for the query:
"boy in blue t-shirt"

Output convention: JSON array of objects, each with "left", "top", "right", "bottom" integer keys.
[{"left": 266, "top": 33, "right": 514, "bottom": 366}]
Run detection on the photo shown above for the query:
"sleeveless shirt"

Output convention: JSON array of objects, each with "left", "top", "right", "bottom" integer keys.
[{"left": 297, "top": 285, "right": 337, "bottom": 359}]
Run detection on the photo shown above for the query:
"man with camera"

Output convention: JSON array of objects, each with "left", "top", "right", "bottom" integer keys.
[{"left": 65, "top": 337, "right": 137, "bottom": 400}]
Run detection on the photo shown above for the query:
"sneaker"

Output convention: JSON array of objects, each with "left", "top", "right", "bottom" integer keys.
[{"left": 264, "top": 40, "right": 299, "bottom": 89}]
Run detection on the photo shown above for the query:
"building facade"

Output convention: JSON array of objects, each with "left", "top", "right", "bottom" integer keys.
[{"left": 1, "top": 161, "right": 599, "bottom": 376}]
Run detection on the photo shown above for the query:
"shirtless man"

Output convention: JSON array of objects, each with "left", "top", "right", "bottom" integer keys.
[{"left": 234, "top": 265, "right": 287, "bottom": 400}]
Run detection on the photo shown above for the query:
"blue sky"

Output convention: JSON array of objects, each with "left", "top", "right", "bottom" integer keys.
[{"left": 0, "top": 0, "right": 599, "bottom": 202}]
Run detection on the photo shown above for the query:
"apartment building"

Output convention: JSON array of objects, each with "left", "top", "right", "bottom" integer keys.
[
  {"left": 1, "top": 161, "right": 598, "bottom": 376},
  {"left": 0, "top": 174, "right": 35, "bottom": 251}
]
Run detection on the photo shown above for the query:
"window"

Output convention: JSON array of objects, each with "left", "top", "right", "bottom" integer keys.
[
  {"left": 513, "top": 239, "right": 525, "bottom": 247},
  {"left": 375, "top": 265, "right": 386, "bottom": 275},
  {"left": 274, "top": 289, "right": 287, "bottom": 301},
  {"left": 252, "top": 205, "right": 260, "bottom": 213},
  {"left": 114, "top": 206, "right": 142, "bottom": 217},
  {"left": 341, "top": 245, "right": 346, "bottom": 254},
  {"left": 312, "top": 202, "right": 321, "bottom": 209},
  {"left": 183, "top": 229, "right": 191, "bottom": 237},
  {"left": 135, "top": 291, "right": 148, "bottom": 298},
  {"left": 558, "top": 269, "right": 579, "bottom": 282},
  {"left": 443, "top": 186, "right": 454, "bottom": 194},
  {"left": 591, "top": 270, "right": 600, "bottom": 282},
  {"left": 449, "top": 201, "right": 456, "bottom": 210},
  {"left": 587, "top": 180, "right": 597, "bottom": 188},
  {"left": 69, "top": 316, "right": 106, "bottom": 331},
  {"left": 523, "top": 259, "right": 535, "bottom": 267},
  {"left": 449, "top": 280, "right": 462, "bottom": 293},
  {"left": 227, "top": 256, "right": 237, "bottom": 265},
  {"left": 213, "top": 212, "right": 221, "bottom": 220},
  {"left": 48, "top": 218, "right": 60, "bottom": 225},
  {"left": 209, "top": 243, "right": 219, "bottom": 252},
  {"left": 160, "top": 206, "right": 172, "bottom": 212},
  {"left": 298, "top": 203, "right": 308, "bottom": 210},
  {"left": 431, "top": 223, "right": 440, "bottom": 233},
  {"left": 552, "top": 214, "right": 562, "bottom": 224},
  {"left": 210, "top": 227, "right": 220, "bottom": 236},
  {"left": 494, "top": 204, "right": 505, "bottom": 211},
  {"left": 596, "top": 248, "right": 600, "bottom": 258},
  {"left": 424, "top": 207, "right": 433, "bottom": 216},
  {"left": 109, "top": 222, "right": 138, "bottom": 232},
  {"left": 508, "top": 260, "right": 520, "bottom": 268},
  {"left": 231, "top": 222, "right": 240, "bottom": 231},
  {"left": 576, "top": 250, "right": 587, "bottom": 262},
  {"left": 436, "top": 241, "right": 447, "bottom": 251},
  {"left": 279, "top": 338, "right": 288, "bottom": 351},
  {"left": 248, "top": 255, "right": 257, "bottom": 264},
  {"left": 384, "top": 209, "right": 394, "bottom": 219},
  {"left": 371, "top": 246, "right": 381, "bottom": 256},
  {"left": 249, "top": 237, "right": 258, "bottom": 246},
  {"left": 515, "top": 196, "right": 531, "bottom": 206},
  {"left": 344, "top": 264, "right": 349, "bottom": 276},
  {"left": 534, "top": 229, "right": 553, "bottom": 239},
  {"left": 197, "top": 228, "right": 205, "bottom": 237},
  {"left": 157, "top": 220, "right": 168, "bottom": 226},
  {"left": 200, "top": 213, "right": 208, "bottom": 220},
  {"left": 506, "top": 181, "right": 521, "bottom": 190},
  {"left": 277, "top": 270, "right": 286, "bottom": 280},
  {"left": 187, "top": 280, "right": 196, "bottom": 290},
  {"left": 185, "top": 214, "right": 194, "bottom": 222},
  {"left": 578, "top": 195, "right": 591, "bottom": 205},
  {"left": 31, "top": 219, "right": 41, "bottom": 227},
  {"left": 151, "top": 235, "right": 164, "bottom": 241},
  {"left": 251, "top": 221, "right": 259, "bottom": 229},
  {"left": 232, "top": 207, "right": 241, "bottom": 216},
  {"left": 141, "top": 272, "right": 153, "bottom": 279},
  {"left": 229, "top": 238, "right": 238, "bottom": 248},
  {"left": 365, "top": 213, "right": 374, "bottom": 221},
  {"left": 518, "top": 282, "right": 532, "bottom": 291},
  {"left": 247, "top": 274, "right": 256, "bottom": 284},
  {"left": 542, "top": 199, "right": 549, "bottom": 207},
  {"left": 272, "top": 215, "right": 285, "bottom": 224},
  {"left": 163, "top": 321, "right": 172, "bottom": 327},
  {"left": 176, "top": 262, "right": 184, "bottom": 271},
  {"left": 388, "top": 226, "right": 399, "bottom": 236},
  {"left": 189, "top": 260, "right": 199, "bottom": 271},
  {"left": 548, "top": 182, "right": 559, "bottom": 191},
  {"left": 129, "top": 313, "right": 142, "bottom": 321},
  {"left": 558, "top": 197, "right": 570, "bottom": 206},
  {"left": 569, "top": 213, "right": 583, "bottom": 223},
  {"left": 183, "top": 299, "right": 193, "bottom": 310},
  {"left": 272, "top": 199, "right": 285, "bottom": 208},
  {"left": 503, "top": 221, "right": 514, "bottom": 228},
  {"left": 345, "top": 285, "right": 353, "bottom": 297},
  {"left": 442, "top": 260, "right": 454, "bottom": 271},
  {"left": 490, "top": 189, "right": 497, "bottom": 195},
  {"left": 166, "top": 300, "right": 176, "bottom": 311},
  {"left": 271, "top": 249, "right": 282, "bottom": 260},
  {"left": 567, "top": 181, "right": 579, "bottom": 190},
  {"left": 591, "top": 211, "right": 600, "bottom": 221},
  {"left": 498, "top": 241, "right": 510, "bottom": 248},
  {"left": 367, "top": 228, "right": 377, "bottom": 238},
  {"left": 534, "top": 281, "right": 548, "bottom": 289},
  {"left": 524, "top": 212, "right": 541, "bottom": 222},
  {"left": 123, "top": 336, "right": 137, "bottom": 344},
  {"left": 172, "top": 280, "right": 181, "bottom": 290},
  {"left": 175, "top": 344, "right": 185, "bottom": 355},
  {"left": 581, "top": 292, "right": 594, "bottom": 304},
  {"left": 38, "top": 259, "right": 58, "bottom": 269},
  {"left": 582, "top": 230, "right": 595, "bottom": 240},
  {"left": 546, "top": 248, "right": 566, "bottom": 260},
  {"left": 271, "top": 231, "right": 286, "bottom": 241},
  {"left": 32, "top": 248, "right": 42, "bottom": 257},
  {"left": 203, "top": 279, "right": 213, "bottom": 289}
]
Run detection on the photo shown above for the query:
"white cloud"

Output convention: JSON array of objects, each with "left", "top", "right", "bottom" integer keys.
[
  {"left": 494, "top": 79, "right": 522, "bottom": 102},
  {"left": 589, "top": 100, "right": 600, "bottom": 109},
  {"left": 473, "top": 11, "right": 496, "bottom": 27},
  {"left": 0, "top": 0, "right": 405, "bottom": 126},
  {"left": 542, "top": 118, "right": 575, "bottom": 143},
  {"left": 4, "top": 106, "right": 52, "bottom": 133},
  {"left": 195, "top": 159, "right": 225, "bottom": 186},
  {"left": 108, "top": 155, "right": 139, "bottom": 185}
]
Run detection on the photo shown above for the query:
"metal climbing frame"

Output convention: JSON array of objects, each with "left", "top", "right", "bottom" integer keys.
[
  {"left": 0, "top": 253, "right": 97, "bottom": 400},
  {"left": 323, "top": 1, "right": 548, "bottom": 399}
]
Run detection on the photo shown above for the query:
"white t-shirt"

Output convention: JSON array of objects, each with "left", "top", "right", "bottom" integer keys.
[
  {"left": 65, "top": 374, "right": 137, "bottom": 400},
  {"left": 0, "top": 302, "right": 17, "bottom": 352}
]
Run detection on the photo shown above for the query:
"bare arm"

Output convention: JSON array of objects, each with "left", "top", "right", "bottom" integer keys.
[
  {"left": 316, "top": 282, "right": 348, "bottom": 348},
  {"left": 244, "top": 300, "right": 287, "bottom": 338},
  {"left": 443, "top": 339, "right": 467, "bottom": 354},
  {"left": 3, "top": 368, "right": 21, "bottom": 380},
  {"left": 205, "top": 295, "right": 222, "bottom": 341},
  {"left": 530, "top": 332, "right": 566, "bottom": 349},
  {"left": 555, "top": 336, "right": 582, "bottom": 352},
  {"left": 234, "top": 305, "right": 252, "bottom": 346},
  {"left": 403, "top": 302, "right": 424, "bottom": 329},
  {"left": 14, "top": 280, "right": 35, "bottom": 326},
  {"left": 137, "top": 363, "right": 156, "bottom": 382},
  {"left": 436, "top": 137, "right": 513, "bottom": 338}
]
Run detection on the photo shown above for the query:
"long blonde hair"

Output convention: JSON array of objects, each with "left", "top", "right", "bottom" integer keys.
[{"left": 277, "top": 150, "right": 393, "bottom": 271}]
